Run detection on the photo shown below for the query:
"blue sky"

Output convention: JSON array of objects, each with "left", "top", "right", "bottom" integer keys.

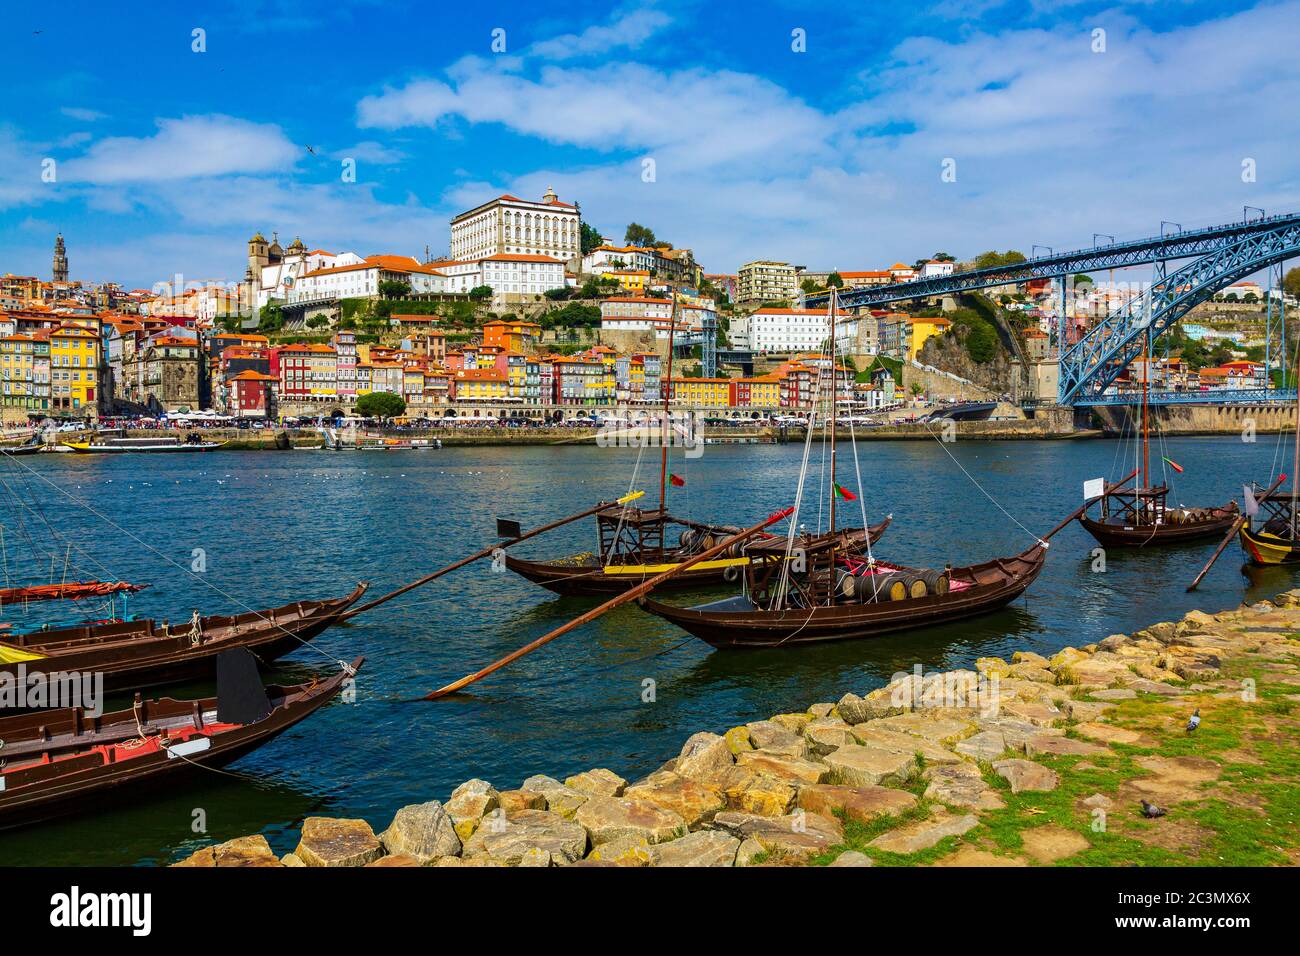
[{"left": 1, "top": 0, "right": 1297, "bottom": 288}]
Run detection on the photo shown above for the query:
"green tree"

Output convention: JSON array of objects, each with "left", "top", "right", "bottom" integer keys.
[
  {"left": 257, "top": 303, "right": 284, "bottom": 333},
  {"left": 306, "top": 315, "right": 329, "bottom": 329},
  {"left": 1073, "top": 273, "right": 1094, "bottom": 287},
  {"left": 378, "top": 279, "right": 411, "bottom": 298},
  {"left": 1284, "top": 267, "right": 1300, "bottom": 299},
  {"left": 580, "top": 222, "right": 603, "bottom": 256},
  {"left": 625, "top": 222, "right": 657, "bottom": 247},
  {"left": 827, "top": 271, "right": 844, "bottom": 288},
  {"left": 800, "top": 278, "right": 821, "bottom": 294},
  {"left": 468, "top": 285, "right": 493, "bottom": 301},
  {"left": 355, "top": 391, "right": 406, "bottom": 419}
]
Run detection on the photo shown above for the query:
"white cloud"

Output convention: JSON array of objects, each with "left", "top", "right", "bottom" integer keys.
[
  {"left": 529, "top": 8, "right": 673, "bottom": 60},
  {"left": 61, "top": 115, "right": 299, "bottom": 184},
  {"left": 60, "top": 106, "right": 107, "bottom": 122}
]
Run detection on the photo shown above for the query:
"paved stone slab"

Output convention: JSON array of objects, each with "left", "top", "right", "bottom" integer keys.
[
  {"left": 992, "top": 759, "right": 1059, "bottom": 794},
  {"left": 867, "top": 813, "right": 978, "bottom": 854},
  {"left": 823, "top": 744, "right": 917, "bottom": 787}
]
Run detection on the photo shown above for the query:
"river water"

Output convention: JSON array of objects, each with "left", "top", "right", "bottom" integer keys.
[{"left": 0, "top": 435, "right": 1293, "bottom": 865}]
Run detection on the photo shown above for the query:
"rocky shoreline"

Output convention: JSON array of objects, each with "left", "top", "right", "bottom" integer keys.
[{"left": 175, "top": 592, "right": 1300, "bottom": 868}]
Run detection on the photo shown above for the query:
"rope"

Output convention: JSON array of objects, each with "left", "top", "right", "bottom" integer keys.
[{"left": 922, "top": 420, "right": 1044, "bottom": 545}]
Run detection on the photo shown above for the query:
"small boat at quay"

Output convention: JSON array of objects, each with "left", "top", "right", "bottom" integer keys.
[
  {"left": 0, "top": 652, "right": 363, "bottom": 829},
  {"left": 61, "top": 433, "right": 226, "bottom": 453},
  {"left": 0, "top": 584, "right": 368, "bottom": 702},
  {"left": 1078, "top": 346, "right": 1236, "bottom": 548}
]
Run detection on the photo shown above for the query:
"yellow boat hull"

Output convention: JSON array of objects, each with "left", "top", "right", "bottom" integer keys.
[{"left": 1239, "top": 526, "right": 1300, "bottom": 565}]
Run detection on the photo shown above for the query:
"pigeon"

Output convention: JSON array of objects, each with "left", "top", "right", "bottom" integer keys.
[
  {"left": 1140, "top": 800, "right": 1166, "bottom": 819},
  {"left": 305, "top": 144, "right": 317, "bottom": 155},
  {"left": 1186, "top": 708, "right": 1201, "bottom": 733}
]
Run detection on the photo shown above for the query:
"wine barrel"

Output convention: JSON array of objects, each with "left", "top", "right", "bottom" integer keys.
[{"left": 905, "top": 575, "right": 929, "bottom": 599}]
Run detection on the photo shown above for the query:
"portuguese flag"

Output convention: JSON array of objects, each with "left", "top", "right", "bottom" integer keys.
[
  {"left": 669, "top": 473, "right": 685, "bottom": 487},
  {"left": 832, "top": 482, "right": 857, "bottom": 501},
  {"left": 1162, "top": 457, "right": 1184, "bottom": 474}
]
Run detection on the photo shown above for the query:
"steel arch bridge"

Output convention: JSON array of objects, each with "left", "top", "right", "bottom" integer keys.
[
  {"left": 1060, "top": 219, "right": 1300, "bottom": 405},
  {"left": 804, "top": 211, "right": 1298, "bottom": 407}
]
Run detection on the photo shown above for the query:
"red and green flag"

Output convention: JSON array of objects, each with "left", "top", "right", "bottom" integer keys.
[
  {"left": 1162, "top": 457, "right": 1184, "bottom": 474},
  {"left": 832, "top": 482, "right": 857, "bottom": 501},
  {"left": 669, "top": 473, "right": 685, "bottom": 487}
]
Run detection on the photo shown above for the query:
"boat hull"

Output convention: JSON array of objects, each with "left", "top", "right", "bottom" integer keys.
[
  {"left": 640, "top": 545, "right": 1045, "bottom": 648},
  {"left": 0, "top": 660, "right": 360, "bottom": 830},
  {"left": 61, "top": 441, "right": 227, "bottom": 453},
  {"left": 0, "top": 584, "right": 367, "bottom": 706},
  {"left": 507, "top": 519, "right": 890, "bottom": 597},
  {"left": 1078, "top": 503, "right": 1238, "bottom": 548},
  {"left": 1239, "top": 525, "right": 1300, "bottom": 565}
]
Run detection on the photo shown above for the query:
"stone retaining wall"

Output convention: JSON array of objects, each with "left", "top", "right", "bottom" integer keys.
[{"left": 175, "top": 590, "right": 1300, "bottom": 868}]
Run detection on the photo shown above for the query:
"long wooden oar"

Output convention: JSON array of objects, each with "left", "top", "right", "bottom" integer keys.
[
  {"left": 339, "top": 491, "right": 645, "bottom": 622},
  {"left": 1187, "top": 473, "right": 1286, "bottom": 591},
  {"left": 424, "top": 505, "right": 796, "bottom": 700},
  {"left": 1039, "top": 468, "right": 1140, "bottom": 544}
]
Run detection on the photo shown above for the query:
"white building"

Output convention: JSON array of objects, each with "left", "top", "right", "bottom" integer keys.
[
  {"left": 431, "top": 253, "right": 566, "bottom": 309},
  {"left": 450, "top": 187, "right": 581, "bottom": 269},
  {"left": 747, "top": 307, "right": 860, "bottom": 353},
  {"left": 920, "top": 260, "right": 955, "bottom": 279},
  {"left": 289, "top": 254, "right": 447, "bottom": 304},
  {"left": 583, "top": 245, "right": 658, "bottom": 274}
]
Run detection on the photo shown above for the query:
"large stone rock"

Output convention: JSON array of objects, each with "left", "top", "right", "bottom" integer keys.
[
  {"left": 744, "top": 721, "right": 809, "bottom": 757},
  {"left": 955, "top": 730, "right": 1007, "bottom": 761},
  {"left": 975, "top": 717, "right": 1054, "bottom": 753},
  {"left": 520, "top": 774, "right": 589, "bottom": 819},
  {"left": 851, "top": 725, "right": 963, "bottom": 764},
  {"left": 714, "top": 765, "right": 797, "bottom": 816},
  {"left": 804, "top": 717, "right": 855, "bottom": 756},
  {"left": 445, "top": 779, "right": 500, "bottom": 840},
  {"left": 366, "top": 854, "right": 421, "bottom": 867},
  {"left": 723, "top": 725, "right": 753, "bottom": 754},
  {"left": 769, "top": 712, "right": 812, "bottom": 735},
  {"left": 1061, "top": 699, "right": 1116, "bottom": 721},
  {"left": 649, "top": 830, "right": 740, "bottom": 867},
  {"left": 867, "top": 713, "right": 975, "bottom": 745},
  {"left": 922, "top": 763, "right": 1005, "bottom": 811},
  {"left": 295, "top": 818, "right": 385, "bottom": 868},
  {"left": 584, "top": 834, "right": 654, "bottom": 866},
  {"left": 379, "top": 801, "right": 461, "bottom": 864},
  {"left": 461, "top": 809, "right": 588, "bottom": 865},
  {"left": 823, "top": 744, "right": 917, "bottom": 787},
  {"left": 623, "top": 770, "right": 725, "bottom": 828},
  {"left": 710, "top": 810, "right": 843, "bottom": 861},
  {"left": 173, "top": 834, "right": 281, "bottom": 867},
  {"left": 992, "top": 759, "right": 1059, "bottom": 794},
  {"left": 797, "top": 783, "right": 917, "bottom": 824},
  {"left": 564, "top": 768, "right": 627, "bottom": 799},
  {"left": 735, "top": 749, "right": 830, "bottom": 784},
  {"left": 867, "top": 812, "right": 978, "bottom": 854},
  {"left": 498, "top": 788, "right": 548, "bottom": 812},
  {"left": 999, "top": 699, "right": 1064, "bottom": 727},
  {"left": 574, "top": 796, "right": 687, "bottom": 846},
  {"left": 676, "top": 732, "right": 735, "bottom": 780}
]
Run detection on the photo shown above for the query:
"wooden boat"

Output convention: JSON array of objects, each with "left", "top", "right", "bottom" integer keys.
[
  {"left": 506, "top": 504, "right": 890, "bottom": 596},
  {"left": 1079, "top": 346, "right": 1234, "bottom": 548},
  {"left": 1237, "top": 479, "right": 1300, "bottom": 564},
  {"left": 61, "top": 434, "right": 226, "bottom": 453},
  {"left": 0, "top": 442, "right": 45, "bottom": 456},
  {"left": 638, "top": 288, "right": 1049, "bottom": 652},
  {"left": 640, "top": 536, "right": 1046, "bottom": 648},
  {"left": 0, "top": 580, "right": 145, "bottom": 607},
  {"left": 1079, "top": 486, "right": 1238, "bottom": 547},
  {"left": 0, "top": 654, "right": 363, "bottom": 829},
  {"left": 0, "top": 583, "right": 367, "bottom": 699}
]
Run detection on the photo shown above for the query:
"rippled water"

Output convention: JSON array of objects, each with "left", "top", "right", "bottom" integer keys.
[{"left": 0, "top": 435, "right": 1293, "bottom": 865}]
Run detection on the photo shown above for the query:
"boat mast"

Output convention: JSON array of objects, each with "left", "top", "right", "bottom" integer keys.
[
  {"left": 1292, "top": 340, "right": 1300, "bottom": 537},
  {"left": 659, "top": 290, "right": 677, "bottom": 515},
  {"left": 828, "top": 288, "right": 838, "bottom": 541},
  {"left": 1141, "top": 336, "right": 1149, "bottom": 493}
]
